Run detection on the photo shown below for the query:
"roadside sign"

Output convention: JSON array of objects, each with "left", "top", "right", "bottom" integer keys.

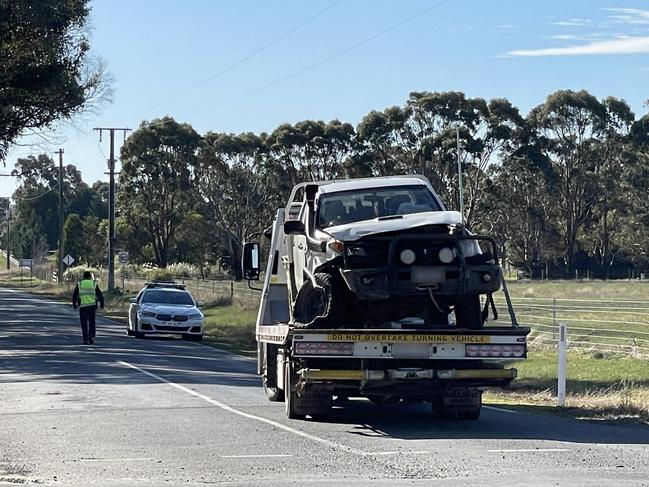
[
  {"left": 18, "top": 258, "right": 33, "bottom": 267},
  {"left": 62, "top": 254, "right": 75, "bottom": 266},
  {"left": 118, "top": 251, "right": 129, "bottom": 264}
]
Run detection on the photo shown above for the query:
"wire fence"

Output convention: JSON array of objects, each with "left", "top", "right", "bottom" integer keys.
[
  {"left": 119, "top": 273, "right": 261, "bottom": 306},
  {"left": 491, "top": 295, "right": 649, "bottom": 357}
]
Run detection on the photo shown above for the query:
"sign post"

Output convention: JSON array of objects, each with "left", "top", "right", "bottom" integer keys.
[
  {"left": 18, "top": 259, "right": 33, "bottom": 288},
  {"left": 118, "top": 252, "right": 129, "bottom": 290},
  {"left": 557, "top": 323, "right": 568, "bottom": 407}
]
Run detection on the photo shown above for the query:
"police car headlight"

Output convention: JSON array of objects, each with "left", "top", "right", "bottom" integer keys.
[
  {"left": 140, "top": 311, "right": 156, "bottom": 318},
  {"left": 187, "top": 313, "right": 203, "bottom": 321}
]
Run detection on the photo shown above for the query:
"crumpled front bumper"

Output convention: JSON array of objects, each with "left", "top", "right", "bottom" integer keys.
[{"left": 341, "top": 265, "right": 501, "bottom": 300}]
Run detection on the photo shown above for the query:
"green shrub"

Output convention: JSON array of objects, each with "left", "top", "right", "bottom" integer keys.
[
  {"left": 147, "top": 268, "right": 175, "bottom": 282},
  {"left": 165, "top": 262, "right": 199, "bottom": 278},
  {"left": 63, "top": 266, "right": 103, "bottom": 283}
]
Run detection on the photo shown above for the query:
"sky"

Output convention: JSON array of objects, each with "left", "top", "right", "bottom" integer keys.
[{"left": 3, "top": 0, "right": 649, "bottom": 198}]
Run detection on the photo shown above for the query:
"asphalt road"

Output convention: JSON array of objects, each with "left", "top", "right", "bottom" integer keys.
[{"left": 1, "top": 288, "right": 648, "bottom": 486}]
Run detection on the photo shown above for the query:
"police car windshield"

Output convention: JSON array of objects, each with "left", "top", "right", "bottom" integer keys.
[{"left": 142, "top": 290, "right": 194, "bottom": 305}]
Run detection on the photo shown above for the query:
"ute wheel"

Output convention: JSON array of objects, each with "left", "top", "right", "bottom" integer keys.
[
  {"left": 454, "top": 294, "right": 483, "bottom": 329},
  {"left": 285, "top": 362, "right": 306, "bottom": 420},
  {"left": 263, "top": 375, "right": 284, "bottom": 402},
  {"left": 294, "top": 273, "right": 348, "bottom": 328}
]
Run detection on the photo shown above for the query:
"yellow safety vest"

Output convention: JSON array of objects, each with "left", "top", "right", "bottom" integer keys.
[{"left": 79, "top": 279, "right": 97, "bottom": 307}]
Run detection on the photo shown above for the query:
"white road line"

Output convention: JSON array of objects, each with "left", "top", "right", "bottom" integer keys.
[
  {"left": 220, "top": 454, "right": 292, "bottom": 458},
  {"left": 364, "top": 451, "right": 430, "bottom": 456},
  {"left": 483, "top": 405, "right": 519, "bottom": 414},
  {"left": 488, "top": 449, "right": 571, "bottom": 453},
  {"left": 79, "top": 457, "right": 155, "bottom": 462},
  {"left": 118, "top": 360, "right": 367, "bottom": 456}
]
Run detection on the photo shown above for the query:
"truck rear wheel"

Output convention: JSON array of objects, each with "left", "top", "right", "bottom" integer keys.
[
  {"left": 285, "top": 363, "right": 306, "bottom": 420},
  {"left": 431, "top": 391, "right": 482, "bottom": 420},
  {"left": 294, "top": 273, "right": 347, "bottom": 328}
]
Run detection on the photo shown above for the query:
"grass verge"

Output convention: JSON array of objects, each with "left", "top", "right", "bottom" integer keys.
[{"left": 486, "top": 349, "right": 649, "bottom": 424}]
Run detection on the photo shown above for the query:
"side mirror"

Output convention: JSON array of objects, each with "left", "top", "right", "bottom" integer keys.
[
  {"left": 129, "top": 298, "right": 137, "bottom": 304},
  {"left": 284, "top": 220, "right": 305, "bottom": 235},
  {"left": 242, "top": 242, "right": 261, "bottom": 281}
]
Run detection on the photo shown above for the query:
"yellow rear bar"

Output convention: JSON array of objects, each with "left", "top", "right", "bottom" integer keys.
[
  {"left": 300, "top": 369, "right": 365, "bottom": 380},
  {"left": 438, "top": 368, "right": 517, "bottom": 379},
  {"left": 299, "top": 368, "right": 517, "bottom": 381}
]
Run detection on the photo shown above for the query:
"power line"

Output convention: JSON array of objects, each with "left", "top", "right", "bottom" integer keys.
[
  {"left": 136, "top": 0, "right": 453, "bottom": 132},
  {"left": 12, "top": 183, "right": 60, "bottom": 202},
  {"left": 123, "top": 0, "right": 342, "bottom": 122}
]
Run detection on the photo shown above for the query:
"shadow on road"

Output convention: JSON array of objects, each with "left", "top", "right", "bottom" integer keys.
[{"left": 312, "top": 399, "right": 649, "bottom": 445}]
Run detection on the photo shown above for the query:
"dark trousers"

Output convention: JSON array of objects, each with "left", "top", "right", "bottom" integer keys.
[{"left": 79, "top": 306, "right": 97, "bottom": 341}]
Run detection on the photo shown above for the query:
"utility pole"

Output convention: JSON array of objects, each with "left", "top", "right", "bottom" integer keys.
[
  {"left": 55, "top": 149, "right": 65, "bottom": 283},
  {"left": 94, "top": 127, "right": 131, "bottom": 291}
]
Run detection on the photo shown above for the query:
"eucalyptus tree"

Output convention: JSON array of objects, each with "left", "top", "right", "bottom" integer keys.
[
  {"left": 0, "top": 0, "right": 111, "bottom": 163},
  {"left": 527, "top": 90, "right": 631, "bottom": 275},
  {"left": 197, "top": 132, "right": 271, "bottom": 278},
  {"left": 118, "top": 117, "right": 201, "bottom": 267},
  {"left": 405, "top": 92, "right": 523, "bottom": 228},
  {"left": 266, "top": 119, "right": 354, "bottom": 184}
]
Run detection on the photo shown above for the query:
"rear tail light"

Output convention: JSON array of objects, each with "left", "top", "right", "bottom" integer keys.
[
  {"left": 466, "top": 344, "right": 524, "bottom": 358},
  {"left": 294, "top": 341, "right": 354, "bottom": 356}
]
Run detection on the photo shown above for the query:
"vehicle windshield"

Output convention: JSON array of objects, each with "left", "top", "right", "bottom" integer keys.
[
  {"left": 316, "top": 185, "right": 441, "bottom": 228},
  {"left": 141, "top": 290, "right": 194, "bottom": 305}
]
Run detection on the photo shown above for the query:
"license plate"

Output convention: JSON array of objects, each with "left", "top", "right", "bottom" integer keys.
[{"left": 411, "top": 266, "right": 445, "bottom": 284}]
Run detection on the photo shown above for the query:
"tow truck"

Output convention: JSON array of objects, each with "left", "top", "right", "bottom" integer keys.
[{"left": 243, "top": 176, "right": 529, "bottom": 420}]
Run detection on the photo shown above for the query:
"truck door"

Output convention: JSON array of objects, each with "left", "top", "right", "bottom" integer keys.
[{"left": 292, "top": 205, "right": 308, "bottom": 290}]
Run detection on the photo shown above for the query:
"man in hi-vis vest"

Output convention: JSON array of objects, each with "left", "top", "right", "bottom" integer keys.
[{"left": 72, "top": 271, "right": 105, "bottom": 344}]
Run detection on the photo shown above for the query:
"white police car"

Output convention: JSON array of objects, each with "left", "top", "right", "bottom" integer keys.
[{"left": 128, "top": 282, "right": 204, "bottom": 340}]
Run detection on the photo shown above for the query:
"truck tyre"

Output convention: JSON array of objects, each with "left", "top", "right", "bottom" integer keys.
[
  {"left": 284, "top": 362, "right": 306, "bottom": 420},
  {"left": 430, "top": 395, "right": 453, "bottom": 420},
  {"left": 431, "top": 392, "right": 482, "bottom": 420},
  {"left": 294, "top": 273, "right": 347, "bottom": 328},
  {"left": 454, "top": 294, "right": 483, "bottom": 329}
]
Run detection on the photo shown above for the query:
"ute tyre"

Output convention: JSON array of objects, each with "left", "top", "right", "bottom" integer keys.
[
  {"left": 294, "top": 273, "right": 348, "bottom": 328},
  {"left": 284, "top": 363, "right": 306, "bottom": 420},
  {"left": 454, "top": 294, "right": 483, "bottom": 329}
]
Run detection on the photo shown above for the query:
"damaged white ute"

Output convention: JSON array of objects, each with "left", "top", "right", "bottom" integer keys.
[{"left": 281, "top": 175, "right": 502, "bottom": 329}]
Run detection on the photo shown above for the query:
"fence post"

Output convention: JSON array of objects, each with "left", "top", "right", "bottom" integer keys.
[
  {"left": 552, "top": 298, "right": 557, "bottom": 342},
  {"left": 557, "top": 322, "right": 567, "bottom": 407},
  {"left": 230, "top": 282, "right": 234, "bottom": 300}
]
